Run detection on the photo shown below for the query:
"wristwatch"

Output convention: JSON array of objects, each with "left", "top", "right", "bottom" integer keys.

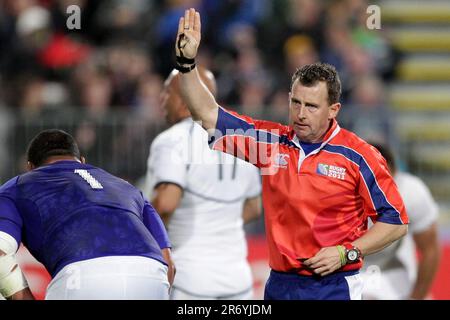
[{"left": 343, "top": 243, "right": 361, "bottom": 264}]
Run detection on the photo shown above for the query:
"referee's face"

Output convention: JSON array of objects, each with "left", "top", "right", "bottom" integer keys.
[{"left": 289, "top": 80, "right": 340, "bottom": 143}]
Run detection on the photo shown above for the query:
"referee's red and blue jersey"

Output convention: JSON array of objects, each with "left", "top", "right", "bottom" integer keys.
[{"left": 209, "top": 107, "right": 409, "bottom": 276}]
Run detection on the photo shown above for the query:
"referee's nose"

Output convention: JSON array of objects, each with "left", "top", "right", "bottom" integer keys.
[{"left": 296, "top": 103, "right": 307, "bottom": 120}]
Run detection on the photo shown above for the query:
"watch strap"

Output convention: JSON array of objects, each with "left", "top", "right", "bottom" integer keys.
[{"left": 343, "top": 243, "right": 354, "bottom": 251}]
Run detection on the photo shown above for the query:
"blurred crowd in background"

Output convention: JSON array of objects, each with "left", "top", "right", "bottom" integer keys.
[{"left": 0, "top": 0, "right": 401, "bottom": 184}]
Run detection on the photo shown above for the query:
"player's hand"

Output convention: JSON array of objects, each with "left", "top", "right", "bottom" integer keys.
[
  {"left": 167, "top": 261, "right": 176, "bottom": 287},
  {"left": 176, "top": 8, "right": 201, "bottom": 60},
  {"left": 161, "top": 248, "right": 176, "bottom": 287},
  {"left": 303, "top": 246, "right": 343, "bottom": 276}
]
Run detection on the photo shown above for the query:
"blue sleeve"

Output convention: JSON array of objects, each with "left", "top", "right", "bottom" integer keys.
[
  {"left": 0, "top": 196, "right": 22, "bottom": 246},
  {"left": 142, "top": 201, "right": 171, "bottom": 249},
  {"left": 208, "top": 107, "right": 255, "bottom": 147}
]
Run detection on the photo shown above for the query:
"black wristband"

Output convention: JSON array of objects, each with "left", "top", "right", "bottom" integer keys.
[
  {"left": 175, "top": 62, "right": 196, "bottom": 74},
  {"left": 176, "top": 55, "right": 195, "bottom": 65}
]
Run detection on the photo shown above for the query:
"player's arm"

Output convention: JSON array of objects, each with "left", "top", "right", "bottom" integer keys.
[
  {"left": 0, "top": 194, "right": 34, "bottom": 300},
  {"left": 146, "top": 138, "right": 186, "bottom": 226},
  {"left": 0, "top": 232, "right": 34, "bottom": 300},
  {"left": 242, "top": 195, "right": 262, "bottom": 224},
  {"left": 410, "top": 222, "right": 440, "bottom": 299},
  {"left": 142, "top": 202, "right": 175, "bottom": 286},
  {"left": 160, "top": 247, "right": 175, "bottom": 287},
  {"left": 403, "top": 177, "right": 440, "bottom": 299},
  {"left": 151, "top": 183, "right": 183, "bottom": 226},
  {"left": 175, "top": 8, "right": 219, "bottom": 130}
]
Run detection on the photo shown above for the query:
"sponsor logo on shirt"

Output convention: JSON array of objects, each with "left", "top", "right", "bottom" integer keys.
[
  {"left": 274, "top": 153, "right": 289, "bottom": 168},
  {"left": 317, "top": 163, "right": 346, "bottom": 180}
]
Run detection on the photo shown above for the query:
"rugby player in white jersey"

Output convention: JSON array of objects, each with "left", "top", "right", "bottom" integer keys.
[
  {"left": 145, "top": 67, "right": 262, "bottom": 300},
  {"left": 362, "top": 143, "right": 440, "bottom": 299}
]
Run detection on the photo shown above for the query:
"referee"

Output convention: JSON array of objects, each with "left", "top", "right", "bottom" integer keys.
[{"left": 174, "top": 8, "right": 409, "bottom": 300}]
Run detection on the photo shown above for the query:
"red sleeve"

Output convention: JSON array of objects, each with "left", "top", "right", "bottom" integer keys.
[{"left": 209, "top": 107, "right": 287, "bottom": 169}]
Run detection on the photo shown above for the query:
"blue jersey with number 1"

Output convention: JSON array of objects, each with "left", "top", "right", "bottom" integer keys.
[{"left": 0, "top": 160, "right": 170, "bottom": 277}]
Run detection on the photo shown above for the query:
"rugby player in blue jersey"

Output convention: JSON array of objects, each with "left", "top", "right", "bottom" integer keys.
[{"left": 0, "top": 129, "right": 174, "bottom": 300}]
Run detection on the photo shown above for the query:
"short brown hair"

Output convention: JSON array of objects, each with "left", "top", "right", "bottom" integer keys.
[{"left": 291, "top": 62, "right": 342, "bottom": 105}]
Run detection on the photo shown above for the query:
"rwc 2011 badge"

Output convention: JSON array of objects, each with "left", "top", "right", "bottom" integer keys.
[{"left": 317, "top": 163, "right": 346, "bottom": 180}]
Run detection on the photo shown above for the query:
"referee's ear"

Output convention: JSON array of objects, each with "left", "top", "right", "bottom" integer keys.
[{"left": 328, "top": 102, "right": 341, "bottom": 120}]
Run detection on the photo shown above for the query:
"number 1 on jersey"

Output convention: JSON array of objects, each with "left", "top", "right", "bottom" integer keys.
[{"left": 74, "top": 169, "right": 103, "bottom": 189}]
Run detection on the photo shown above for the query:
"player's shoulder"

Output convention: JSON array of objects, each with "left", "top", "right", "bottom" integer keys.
[
  {"left": 93, "top": 165, "right": 143, "bottom": 192},
  {"left": 87, "top": 164, "right": 132, "bottom": 184},
  {"left": 395, "top": 172, "right": 438, "bottom": 224},
  {"left": 86, "top": 164, "right": 145, "bottom": 202},
  {"left": 396, "top": 172, "right": 428, "bottom": 191},
  {"left": 0, "top": 176, "right": 20, "bottom": 195},
  {"left": 151, "top": 118, "right": 192, "bottom": 149}
]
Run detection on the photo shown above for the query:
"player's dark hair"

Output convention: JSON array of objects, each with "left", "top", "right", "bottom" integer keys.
[
  {"left": 27, "top": 129, "right": 81, "bottom": 167},
  {"left": 291, "top": 62, "right": 342, "bottom": 105},
  {"left": 370, "top": 142, "right": 397, "bottom": 173}
]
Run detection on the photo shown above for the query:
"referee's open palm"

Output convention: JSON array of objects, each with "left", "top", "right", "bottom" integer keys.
[{"left": 176, "top": 8, "right": 201, "bottom": 60}]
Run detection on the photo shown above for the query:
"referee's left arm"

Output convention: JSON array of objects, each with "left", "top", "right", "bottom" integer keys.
[
  {"left": 304, "top": 144, "right": 408, "bottom": 276},
  {"left": 353, "top": 144, "right": 409, "bottom": 256}
]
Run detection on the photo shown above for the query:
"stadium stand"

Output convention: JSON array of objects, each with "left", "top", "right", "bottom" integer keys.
[{"left": 381, "top": 0, "right": 450, "bottom": 221}]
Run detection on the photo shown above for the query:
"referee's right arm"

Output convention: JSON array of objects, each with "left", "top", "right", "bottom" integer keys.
[{"left": 175, "top": 8, "right": 219, "bottom": 131}]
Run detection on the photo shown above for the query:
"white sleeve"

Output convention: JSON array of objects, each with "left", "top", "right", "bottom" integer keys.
[
  {"left": 245, "top": 165, "right": 262, "bottom": 199},
  {"left": 403, "top": 177, "right": 439, "bottom": 234},
  {"left": 145, "top": 133, "right": 188, "bottom": 194}
]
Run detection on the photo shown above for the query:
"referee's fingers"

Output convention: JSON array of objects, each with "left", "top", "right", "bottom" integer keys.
[
  {"left": 319, "top": 269, "right": 334, "bottom": 276},
  {"left": 184, "top": 9, "right": 189, "bottom": 29},
  {"left": 303, "top": 257, "right": 313, "bottom": 266},
  {"left": 312, "top": 266, "right": 329, "bottom": 275},
  {"left": 178, "top": 17, "right": 184, "bottom": 35},
  {"left": 189, "top": 8, "right": 195, "bottom": 29},
  {"left": 304, "top": 255, "right": 319, "bottom": 266},
  {"left": 194, "top": 11, "right": 201, "bottom": 33}
]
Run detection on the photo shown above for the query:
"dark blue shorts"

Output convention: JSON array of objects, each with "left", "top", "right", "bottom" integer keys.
[{"left": 264, "top": 270, "right": 363, "bottom": 300}]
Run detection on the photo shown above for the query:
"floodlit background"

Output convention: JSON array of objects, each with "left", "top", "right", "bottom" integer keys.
[{"left": 0, "top": 0, "right": 449, "bottom": 299}]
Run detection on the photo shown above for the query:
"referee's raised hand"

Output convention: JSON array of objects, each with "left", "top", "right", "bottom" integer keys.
[{"left": 176, "top": 8, "right": 201, "bottom": 63}]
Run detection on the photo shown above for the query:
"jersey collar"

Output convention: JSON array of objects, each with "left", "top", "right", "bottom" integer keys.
[
  {"left": 290, "top": 119, "right": 341, "bottom": 151},
  {"left": 35, "top": 160, "right": 88, "bottom": 171}
]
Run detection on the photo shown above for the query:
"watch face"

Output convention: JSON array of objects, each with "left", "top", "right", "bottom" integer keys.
[{"left": 347, "top": 249, "right": 358, "bottom": 261}]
